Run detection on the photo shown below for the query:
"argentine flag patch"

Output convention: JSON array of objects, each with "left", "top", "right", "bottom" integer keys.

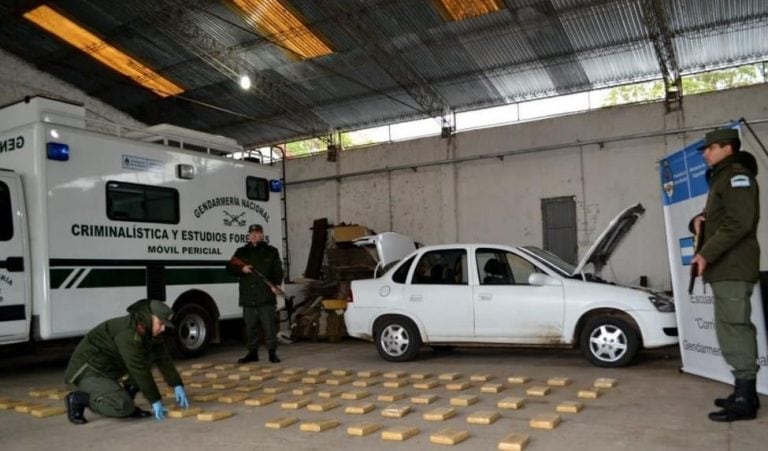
[{"left": 730, "top": 174, "right": 750, "bottom": 188}]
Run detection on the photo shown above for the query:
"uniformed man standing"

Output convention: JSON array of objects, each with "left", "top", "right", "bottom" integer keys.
[
  {"left": 63, "top": 298, "right": 189, "bottom": 424},
  {"left": 227, "top": 224, "right": 284, "bottom": 364},
  {"left": 690, "top": 128, "right": 761, "bottom": 422}
]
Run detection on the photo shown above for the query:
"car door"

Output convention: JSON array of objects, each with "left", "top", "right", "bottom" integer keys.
[
  {"left": 0, "top": 173, "right": 30, "bottom": 342},
  {"left": 403, "top": 248, "right": 474, "bottom": 340},
  {"left": 473, "top": 247, "right": 565, "bottom": 341}
]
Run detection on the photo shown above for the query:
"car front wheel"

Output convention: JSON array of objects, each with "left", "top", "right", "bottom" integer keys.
[
  {"left": 580, "top": 317, "right": 639, "bottom": 367},
  {"left": 375, "top": 317, "right": 421, "bottom": 362}
]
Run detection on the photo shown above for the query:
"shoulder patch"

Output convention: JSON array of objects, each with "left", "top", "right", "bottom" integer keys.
[{"left": 730, "top": 174, "right": 750, "bottom": 188}]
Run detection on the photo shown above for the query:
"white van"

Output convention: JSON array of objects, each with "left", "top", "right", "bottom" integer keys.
[{"left": 0, "top": 96, "right": 284, "bottom": 356}]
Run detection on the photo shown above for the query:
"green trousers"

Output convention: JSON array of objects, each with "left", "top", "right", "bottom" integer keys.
[
  {"left": 711, "top": 281, "right": 759, "bottom": 379},
  {"left": 243, "top": 304, "right": 277, "bottom": 352},
  {"left": 75, "top": 374, "right": 135, "bottom": 418}
]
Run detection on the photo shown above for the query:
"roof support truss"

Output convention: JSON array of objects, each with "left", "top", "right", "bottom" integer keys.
[{"left": 640, "top": 0, "right": 682, "bottom": 112}]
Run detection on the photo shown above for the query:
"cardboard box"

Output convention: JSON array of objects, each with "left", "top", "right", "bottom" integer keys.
[{"left": 333, "top": 225, "right": 370, "bottom": 243}]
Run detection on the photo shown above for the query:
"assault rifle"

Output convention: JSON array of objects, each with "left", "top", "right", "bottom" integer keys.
[{"left": 230, "top": 256, "right": 286, "bottom": 296}]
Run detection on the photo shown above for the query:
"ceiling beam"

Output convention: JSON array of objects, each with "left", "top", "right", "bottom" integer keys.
[{"left": 640, "top": 0, "right": 682, "bottom": 112}]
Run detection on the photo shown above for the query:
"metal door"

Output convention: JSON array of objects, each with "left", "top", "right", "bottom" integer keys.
[
  {"left": 542, "top": 196, "right": 577, "bottom": 264},
  {"left": 0, "top": 172, "right": 30, "bottom": 343}
]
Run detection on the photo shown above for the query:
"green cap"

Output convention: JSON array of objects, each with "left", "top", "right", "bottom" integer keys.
[
  {"left": 697, "top": 128, "right": 739, "bottom": 151},
  {"left": 149, "top": 300, "right": 175, "bottom": 328},
  {"left": 248, "top": 224, "right": 263, "bottom": 233}
]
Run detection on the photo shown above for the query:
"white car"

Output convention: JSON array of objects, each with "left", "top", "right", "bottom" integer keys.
[{"left": 345, "top": 204, "right": 678, "bottom": 367}]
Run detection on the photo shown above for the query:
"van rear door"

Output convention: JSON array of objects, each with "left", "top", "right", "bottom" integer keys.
[{"left": 0, "top": 171, "right": 30, "bottom": 344}]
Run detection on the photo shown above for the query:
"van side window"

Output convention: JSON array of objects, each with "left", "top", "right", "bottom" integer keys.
[
  {"left": 246, "top": 177, "right": 269, "bottom": 201},
  {"left": 391, "top": 256, "right": 415, "bottom": 284},
  {"left": 106, "top": 181, "right": 179, "bottom": 224},
  {"left": 0, "top": 181, "right": 13, "bottom": 241}
]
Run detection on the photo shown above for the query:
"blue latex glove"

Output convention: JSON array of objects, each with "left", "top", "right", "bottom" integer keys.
[
  {"left": 152, "top": 401, "right": 167, "bottom": 421},
  {"left": 174, "top": 385, "right": 189, "bottom": 409}
]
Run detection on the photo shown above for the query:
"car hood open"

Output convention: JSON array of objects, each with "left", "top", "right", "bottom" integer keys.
[{"left": 571, "top": 203, "right": 645, "bottom": 277}]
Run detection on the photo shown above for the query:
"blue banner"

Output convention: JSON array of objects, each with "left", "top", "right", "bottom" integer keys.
[
  {"left": 660, "top": 141, "right": 707, "bottom": 206},
  {"left": 659, "top": 123, "right": 739, "bottom": 206}
]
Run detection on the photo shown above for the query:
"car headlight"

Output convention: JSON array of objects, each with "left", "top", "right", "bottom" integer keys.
[{"left": 648, "top": 294, "right": 675, "bottom": 312}]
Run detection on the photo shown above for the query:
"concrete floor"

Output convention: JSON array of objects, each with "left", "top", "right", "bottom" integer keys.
[{"left": 0, "top": 341, "right": 766, "bottom": 451}]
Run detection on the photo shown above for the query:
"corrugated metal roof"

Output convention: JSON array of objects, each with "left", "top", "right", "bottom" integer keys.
[{"left": 1, "top": 0, "right": 766, "bottom": 147}]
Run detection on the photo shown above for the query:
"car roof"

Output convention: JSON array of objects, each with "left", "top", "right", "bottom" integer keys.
[{"left": 415, "top": 243, "right": 521, "bottom": 251}]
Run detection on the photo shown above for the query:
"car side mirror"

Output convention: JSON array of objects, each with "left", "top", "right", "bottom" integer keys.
[{"left": 528, "top": 273, "right": 562, "bottom": 286}]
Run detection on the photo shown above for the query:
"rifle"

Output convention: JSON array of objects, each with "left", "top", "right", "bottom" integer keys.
[
  {"left": 230, "top": 256, "right": 286, "bottom": 296},
  {"left": 688, "top": 217, "right": 705, "bottom": 294}
]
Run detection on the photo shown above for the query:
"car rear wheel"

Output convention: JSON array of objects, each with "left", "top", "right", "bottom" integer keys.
[
  {"left": 580, "top": 316, "right": 639, "bottom": 367},
  {"left": 375, "top": 317, "right": 421, "bottom": 362}
]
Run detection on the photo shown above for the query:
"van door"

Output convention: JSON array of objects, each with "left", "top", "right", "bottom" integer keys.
[{"left": 0, "top": 172, "right": 30, "bottom": 344}]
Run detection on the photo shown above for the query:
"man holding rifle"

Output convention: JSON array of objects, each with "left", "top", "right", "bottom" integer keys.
[
  {"left": 227, "top": 224, "right": 284, "bottom": 364},
  {"left": 689, "top": 128, "right": 761, "bottom": 422}
]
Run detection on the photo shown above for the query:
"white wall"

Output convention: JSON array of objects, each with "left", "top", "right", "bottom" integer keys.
[
  {"left": 285, "top": 84, "right": 768, "bottom": 289},
  {"left": 0, "top": 49, "right": 144, "bottom": 130}
]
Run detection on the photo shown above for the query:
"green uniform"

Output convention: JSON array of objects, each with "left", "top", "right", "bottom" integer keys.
[
  {"left": 64, "top": 299, "right": 182, "bottom": 417},
  {"left": 227, "top": 241, "right": 283, "bottom": 351},
  {"left": 699, "top": 151, "right": 760, "bottom": 379}
]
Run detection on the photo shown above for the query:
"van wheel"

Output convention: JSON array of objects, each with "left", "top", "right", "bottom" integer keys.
[
  {"left": 580, "top": 317, "right": 639, "bottom": 367},
  {"left": 173, "top": 304, "right": 213, "bottom": 358},
  {"left": 375, "top": 317, "right": 421, "bottom": 362}
]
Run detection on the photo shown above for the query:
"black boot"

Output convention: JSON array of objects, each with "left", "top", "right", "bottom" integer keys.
[
  {"left": 129, "top": 407, "right": 152, "bottom": 418},
  {"left": 121, "top": 383, "right": 151, "bottom": 417},
  {"left": 238, "top": 350, "right": 259, "bottom": 364},
  {"left": 709, "top": 378, "right": 758, "bottom": 422},
  {"left": 715, "top": 391, "right": 761, "bottom": 409},
  {"left": 65, "top": 391, "right": 89, "bottom": 425},
  {"left": 268, "top": 349, "right": 281, "bottom": 363}
]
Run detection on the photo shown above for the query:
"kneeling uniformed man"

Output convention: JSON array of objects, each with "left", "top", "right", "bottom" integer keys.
[{"left": 63, "top": 299, "right": 190, "bottom": 424}]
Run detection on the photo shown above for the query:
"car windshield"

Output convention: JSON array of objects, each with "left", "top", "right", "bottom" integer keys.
[{"left": 520, "top": 246, "right": 576, "bottom": 275}]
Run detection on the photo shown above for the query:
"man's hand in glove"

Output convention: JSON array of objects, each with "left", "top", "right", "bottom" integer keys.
[
  {"left": 152, "top": 401, "right": 167, "bottom": 421},
  {"left": 174, "top": 385, "right": 189, "bottom": 409}
]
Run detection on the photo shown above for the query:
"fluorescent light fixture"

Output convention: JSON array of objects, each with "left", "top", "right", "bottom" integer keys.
[
  {"left": 240, "top": 75, "right": 252, "bottom": 90},
  {"left": 433, "top": 0, "right": 504, "bottom": 21},
  {"left": 230, "top": 0, "right": 332, "bottom": 59},
  {"left": 23, "top": 5, "right": 184, "bottom": 97}
]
